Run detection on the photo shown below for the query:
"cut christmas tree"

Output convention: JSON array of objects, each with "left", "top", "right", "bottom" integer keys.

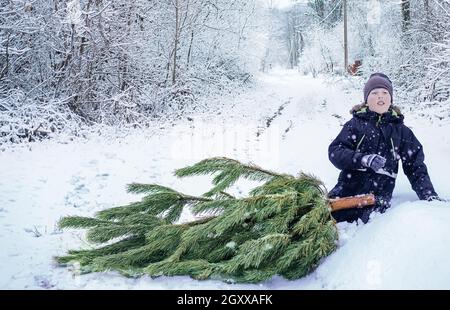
[{"left": 56, "top": 157, "right": 373, "bottom": 283}]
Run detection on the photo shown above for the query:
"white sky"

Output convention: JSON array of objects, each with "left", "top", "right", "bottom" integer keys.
[
  {"left": 260, "top": 0, "right": 308, "bottom": 9},
  {"left": 274, "top": 0, "right": 308, "bottom": 8}
]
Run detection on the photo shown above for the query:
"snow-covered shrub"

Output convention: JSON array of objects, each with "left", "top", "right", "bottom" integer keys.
[
  {"left": 0, "top": 0, "right": 265, "bottom": 145},
  {"left": 0, "top": 90, "right": 84, "bottom": 145}
]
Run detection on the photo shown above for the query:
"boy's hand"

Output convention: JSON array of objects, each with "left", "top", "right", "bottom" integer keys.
[
  {"left": 426, "top": 195, "right": 445, "bottom": 202},
  {"left": 361, "top": 154, "right": 386, "bottom": 172}
]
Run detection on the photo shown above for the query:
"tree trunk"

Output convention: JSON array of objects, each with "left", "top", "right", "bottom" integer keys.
[
  {"left": 329, "top": 194, "right": 376, "bottom": 211},
  {"left": 121, "top": 2, "right": 132, "bottom": 91},
  {"left": 401, "top": 0, "right": 411, "bottom": 32},
  {"left": 310, "top": 0, "right": 325, "bottom": 19},
  {"left": 186, "top": 30, "right": 194, "bottom": 70},
  {"left": 424, "top": 0, "right": 429, "bottom": 20},
  {"left": 172, "top": 0, "right": 180, "bottom": 85},
  {"left": 0, "top": 33, "right": 10, "bottom": 79}
]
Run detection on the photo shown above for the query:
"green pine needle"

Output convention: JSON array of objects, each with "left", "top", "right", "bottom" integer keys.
[
  {"left": 58, "top": 216, "right": 110, "bottom": 229},
  {"left": 175, "top": 157, "right": 284, "bottom": 197},
  {"left": 127, "top": 183, "right": 179, "bottom": 195}
]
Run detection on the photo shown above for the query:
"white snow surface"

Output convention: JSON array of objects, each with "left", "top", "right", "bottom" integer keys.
[{"left": 1, "top": 69, "right": 449, "bottom": 289}]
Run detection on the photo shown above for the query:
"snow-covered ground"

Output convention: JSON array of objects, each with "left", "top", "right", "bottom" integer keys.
[{"left": 1, "top": 69, "right": 449, "bottom": 289}]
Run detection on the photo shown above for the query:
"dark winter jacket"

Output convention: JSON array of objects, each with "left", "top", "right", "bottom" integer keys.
[{"left": 328, "top": 104, "right": 437, "bottom": 223}]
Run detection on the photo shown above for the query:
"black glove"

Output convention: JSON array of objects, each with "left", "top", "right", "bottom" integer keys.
[
  {"left": 361, "top": 154, "right": 386, "bottom": 172},
  {"left": 426, "top": 195, "right": 445, "bottom": 202}
]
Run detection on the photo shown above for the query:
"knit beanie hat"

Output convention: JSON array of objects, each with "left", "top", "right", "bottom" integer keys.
[{"left": 363, "top": 73, "right": 393, "bottom": 103}]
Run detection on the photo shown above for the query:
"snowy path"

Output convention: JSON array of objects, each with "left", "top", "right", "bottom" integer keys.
[{"left": 1, "top": 70, "right": 450, "bottom": 289}]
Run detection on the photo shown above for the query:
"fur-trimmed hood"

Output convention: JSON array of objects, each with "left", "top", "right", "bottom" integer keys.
[
  {"left": 349, "top": 103, "right": 402, "bottom": 115},
  {"left": 350, "top": 103, "right": 404, "bottom": 124}
]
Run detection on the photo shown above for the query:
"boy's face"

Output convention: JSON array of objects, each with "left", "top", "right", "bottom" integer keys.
[{"left": 367, "top": 88, "right": 392, "bottom": 114}]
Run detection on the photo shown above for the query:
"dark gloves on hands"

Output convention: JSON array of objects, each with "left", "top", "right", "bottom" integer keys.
[
  {"left": 426, "top": 195, "right": 445, "bottom": 202},
  {"left": 361, "top": 154, "right": 387, "bottom": 172}
]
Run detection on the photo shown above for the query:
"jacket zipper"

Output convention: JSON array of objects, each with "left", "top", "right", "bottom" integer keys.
[
  {"left": 390, "top": 138, "right": 397, "bottom": 160},
  {"left": 376, "top": 115, "right": 382, "bottom": 127},
  {"left": 356, "top": 134, "right": 366, "bottom": 151}
]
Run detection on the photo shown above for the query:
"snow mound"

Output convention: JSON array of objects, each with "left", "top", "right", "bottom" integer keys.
[{"left": 313, "top": 201, "right": 450, "bottom": 289}]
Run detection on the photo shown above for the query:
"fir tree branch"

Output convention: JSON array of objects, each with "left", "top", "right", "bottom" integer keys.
[
  {"left": 175, "top": 157, "right": 282, "bottom": 178},
  {"left": 95, "top": 193, "right": 211, "bottom": 223},
  {"left": 175, "top": 157, "right": 285, "bottom": 197},
  {"left": 58, "top": 216, "right": 111, "bottom": 229},
  {"left": 126, "top": 183, "right": 179, "bottom": 195},
  {"left": 86, "top": 224, "right": 154, "bottom": 243},
  {"left": 144, "top": 260, "right": 215, "bottom": 280},
  {"left": 191, "top": 198, "right": 236, "bottom": 215},
  {"left": 218, "top": 191, "right": 235, "bottom": 199},
  {"left": 55, "top": 236, "right": 146, "bottom": 266},
  {"left": 222, "top": 234, "right": 290, "bottom": 274},
  {"left": 57, "top": 157, "right": 338, "bottom": 283}
]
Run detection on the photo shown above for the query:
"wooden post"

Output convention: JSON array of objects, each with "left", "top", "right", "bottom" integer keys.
[{"left": 343, "top": 0, "right": 348, "bottom": 74}]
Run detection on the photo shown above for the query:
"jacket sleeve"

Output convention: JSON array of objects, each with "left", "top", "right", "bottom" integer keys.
[
  {"left": 328, "top": 118, "right": 366, "bottom": 171},
  {"left": 400, "top": 126, "right": 437, "bottom": 200}
]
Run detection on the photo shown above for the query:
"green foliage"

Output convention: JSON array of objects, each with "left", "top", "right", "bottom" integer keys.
[
  {"left": 175, "top": 157, "right": 284, "bottom": 197},
  {"left": 57, "top": 157, "right": 338, "bottom": 283}
]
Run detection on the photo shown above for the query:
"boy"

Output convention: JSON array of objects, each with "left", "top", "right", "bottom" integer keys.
[{"left": 328, "top": 73, "right": 440, "bottom": 223}]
